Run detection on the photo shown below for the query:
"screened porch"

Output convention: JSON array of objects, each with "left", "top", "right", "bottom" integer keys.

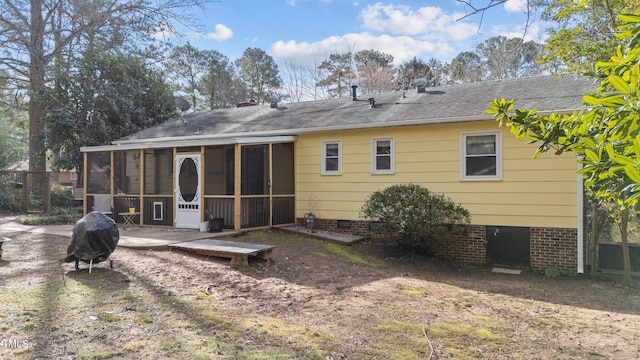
[{"left": 82, "top": 140, "right": 296, "bottom": 230}]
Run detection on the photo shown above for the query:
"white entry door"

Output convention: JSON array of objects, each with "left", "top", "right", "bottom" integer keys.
[{"left": 175, "top": 154, "right": 201, "bottom": 229}]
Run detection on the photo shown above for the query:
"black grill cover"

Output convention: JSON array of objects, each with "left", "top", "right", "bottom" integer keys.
[{"left": 65, "top": 211, "right": 119, "bottom": 264}]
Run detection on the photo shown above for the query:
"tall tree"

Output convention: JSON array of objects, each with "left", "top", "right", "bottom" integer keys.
[
  {"left": 426, "top": 58, "right": 450, "bottom": 86},
  {"left": 0, "top": 70, "right": 27, "bottom": 170},
  {"left": 534, "top": 0, "right": 639, "bottom": 73},
  {"left": 166, "top": 43, "right": 211, "bottom": 111},
  {"left": 449, "top": 51, "right": 483, "bottom": 83},
  {"left": 396, "top": 57, "right": 433, "bottom": 90},
  {"left": 199, "top": 51, "right": 245, "bottom": 109},
  {"left": 0, "top": 0, "right": 207, "bottom": 175},
  {"left": 476, "top": 36, "right": 543, "bottom": 79},
  {"left": 354, "top": 50, "right": 395, "bottom": 94},
  {"left": 488, "top": 14, "right": 640, "bottom": 283},
  {"left": 234, "top": 48, "right": 281, "bottom": 104},
  {"left": 354, "top": 49, "right": 394, "bottom": 68},
  {"left": 42, "top": 50, "right": 175, "bottom": 174},
  {"left": 317, "top": 52, "right": 356, "bottom": 98}
]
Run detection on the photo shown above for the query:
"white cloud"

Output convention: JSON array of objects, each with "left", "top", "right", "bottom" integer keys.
[
  {"left": 270, "top": 32, "right": 455, "bottom": 67},
  {"left": 504, "top": 0, "right": 528, "bottom": 13},
  {"left": 491, "top": 22, "right": 547, "bottom": 43},
  {"left": 358, "top": 3, "right": 478, "bottom": 41},
  {"left": 204, "top": 24, "right": 233, "bottom": 42}
]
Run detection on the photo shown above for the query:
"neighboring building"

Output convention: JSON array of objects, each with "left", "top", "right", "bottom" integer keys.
[
  {"left": 81, "top": 75, "right": 595, "bottom": 274},
  {"left": 7, "top": 159, "right": 78, "bottom": 188}
]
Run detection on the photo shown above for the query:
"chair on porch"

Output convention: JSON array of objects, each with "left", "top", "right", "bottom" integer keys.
[{"left": 92, "top": 194, "right": 114, "bottom": 218}]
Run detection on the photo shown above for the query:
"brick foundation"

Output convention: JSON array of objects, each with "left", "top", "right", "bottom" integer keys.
[
  {"left": 530, "top": 227, "right": 578, "bottom": 274},
  {"left": 297, "top": 218, "right": 580, "bottom": 274}
]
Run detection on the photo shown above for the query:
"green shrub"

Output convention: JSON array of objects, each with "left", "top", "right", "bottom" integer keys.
[
  {"left": 360, "top": 184, "right": 470, "bottom": 251},
  {"left": 17, "top": 207, "right": 82, "bottom": 225},
  {"left": 50, "top": 183, "right": 73, "bottom": 208},
  {"left": 0, "top": 180, "right": 23, "bottom": 212}
]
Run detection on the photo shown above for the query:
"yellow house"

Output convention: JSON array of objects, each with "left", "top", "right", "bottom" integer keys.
[{"left": 81, "top": 75, "right": 594, "bottom": 274}]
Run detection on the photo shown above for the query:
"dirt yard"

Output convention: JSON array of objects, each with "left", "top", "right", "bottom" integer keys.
[{"left": 0, "top": 222, "right": 639, "bottom": 359}]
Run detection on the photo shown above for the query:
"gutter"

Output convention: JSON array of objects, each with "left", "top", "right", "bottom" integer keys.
[
  {"left": 577, "top": 159, "right": 585, "bottom": 274},
  {"left": 106, "top": 108, "right": 580, "bottom": 148},
  {"left": 81, "top": 136, "right": 297, "bottom": 152}
]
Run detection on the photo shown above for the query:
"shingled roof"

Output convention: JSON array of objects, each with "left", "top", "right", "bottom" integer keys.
[{"left": 111, "top": 74, "right": 595, "bottom": 146}]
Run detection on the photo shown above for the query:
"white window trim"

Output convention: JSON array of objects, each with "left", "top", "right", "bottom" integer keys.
[
  {"left": 371, "top": 136, "right": 395, "bottom": 174},
  {"left": 460, "top": 130, "right": 502, "bottom": 181},
  {"left": 321, "top": 139, "right": 342, "bottom": 175}
]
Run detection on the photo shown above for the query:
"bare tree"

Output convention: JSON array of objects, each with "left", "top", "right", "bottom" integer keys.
[
  {"left": 307, "top": 58, "right": 330, "bottom": 100},
  {"left": 0, "top": 0, "right": 209, "bottom": 174},
  {"left": 354, "top": 49, "right": 395, "bottom": 94},
  {"left": 357, "top": 63, "right": 395, "bottom": 94},
  {"left": 457, "top": 0, "right": 535, "bottom": 36},
  {"left": 281, "top": 61, "right": 310, "bottom": 103}
]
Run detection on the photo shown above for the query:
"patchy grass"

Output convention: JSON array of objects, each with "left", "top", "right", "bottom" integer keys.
[
  {"left": 537, "top": 317, "right": 562, "bottom": 328},
  {"left": 2, "top": 228, "right": 640, "bottom": 359},
  {"left": 403, "top": 288, "right": 427, "bottom": 296},
  {"left": 234, "top": 264, "right": 257, "bottom": 273},
  {"left": 321, "top": 243, "right": 382, "bottom": 267}
]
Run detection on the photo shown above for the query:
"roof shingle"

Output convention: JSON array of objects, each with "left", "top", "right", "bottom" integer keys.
[{"left": 115, "top": 75, "right": 595, "bottom": 144}]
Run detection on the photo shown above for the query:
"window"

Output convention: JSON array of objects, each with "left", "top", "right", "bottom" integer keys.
[
  {"left": 322, "top": 140, "right": 341, "bottom": 175},
  {"left": 372, "top": 137, "right": 394, "bottom": 174},
  {"left": 461, "top": 131, "right": 501, "bottom": 180}
]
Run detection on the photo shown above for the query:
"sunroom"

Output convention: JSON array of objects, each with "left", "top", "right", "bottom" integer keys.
[{"left": 80, "top": 137, "right": 296, "bottom": 231}]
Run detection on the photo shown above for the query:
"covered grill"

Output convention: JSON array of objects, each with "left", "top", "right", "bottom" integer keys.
[{"left": 65, "top": 211, "right": 119, "bottom": 272}]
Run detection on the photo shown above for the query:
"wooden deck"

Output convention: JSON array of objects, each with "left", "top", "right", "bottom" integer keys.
[{"left": 169, "top": 239, "right": 275, "bottom": 266}]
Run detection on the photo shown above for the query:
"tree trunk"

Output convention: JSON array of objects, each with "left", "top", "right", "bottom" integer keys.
[
  {"left": 29, "top": 0, "right": 46, "bottom": 173},
  {"left": 620, "top": 208, "right": 632, "bottom": 286},
  {"left": 590, "top": 203, "right": 600, "bottom": 275}
]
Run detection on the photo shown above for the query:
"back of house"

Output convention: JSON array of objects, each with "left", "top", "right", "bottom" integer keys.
[{"left": 81, "top": 75, "right": 594, "bottom": 274}]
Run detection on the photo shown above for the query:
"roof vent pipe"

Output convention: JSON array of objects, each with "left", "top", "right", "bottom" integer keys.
[
  {"left": 351, "top": 85, "right": 358, "bottom": 101},
  {"left": 368, "top": 97, "right": 375, "bottom": 108}
]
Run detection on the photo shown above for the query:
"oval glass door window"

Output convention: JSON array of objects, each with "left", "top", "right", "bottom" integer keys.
[{"left": 179, "top": 158, "right": 198, "bottom": 202}]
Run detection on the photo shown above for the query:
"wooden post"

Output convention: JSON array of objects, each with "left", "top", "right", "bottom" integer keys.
[
  {"left": 110, "top": 151, "right": 115, "bottom": 198},
  {"left": 234, "top": 144, "right": 241, "bottom": 231},
  {"left": 139, "top": 149, "right": 144, "bottom": 226},
  {"left": 200, "top": 145, "right": 205, "bottom": 223},
  {"left": 268, "top": 143, "right": 273, "bottom": 227},
  {"left": 172, "top": 147, "right": 177, "bottom": 227},
  {"left": 82, "top": 152, "right": 88, "bottom": 215},
  {"left": 590, "top": 203, "right": 599, "bottom": 275},
  {"left": 21, "top": 172, "right": 28, "bottom": 213},
  {"left": 43, "top": 171, "right": 51, "bottom": 213},
  {"left": 620, "top": 208, "right": 632, "bottom": 285}
]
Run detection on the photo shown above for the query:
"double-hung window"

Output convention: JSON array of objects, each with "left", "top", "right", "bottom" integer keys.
[
  {"left": 372, "top": 137, "right": 394, "bottom": 174},
  {"left": 322, "top": 140, "right": 342, "bottom": 175},
  {"left": 461, "top": 131, "right": 501, "bottom": 180}
]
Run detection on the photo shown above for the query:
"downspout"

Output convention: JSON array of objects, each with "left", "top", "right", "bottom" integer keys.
[{"left": 577, "top": 159, "right": 584, "bottom": 274}]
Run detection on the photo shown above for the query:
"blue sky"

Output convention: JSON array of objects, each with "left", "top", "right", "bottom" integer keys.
[{"left": 173, "top": 0, "right": 546, "bottom": 67}]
